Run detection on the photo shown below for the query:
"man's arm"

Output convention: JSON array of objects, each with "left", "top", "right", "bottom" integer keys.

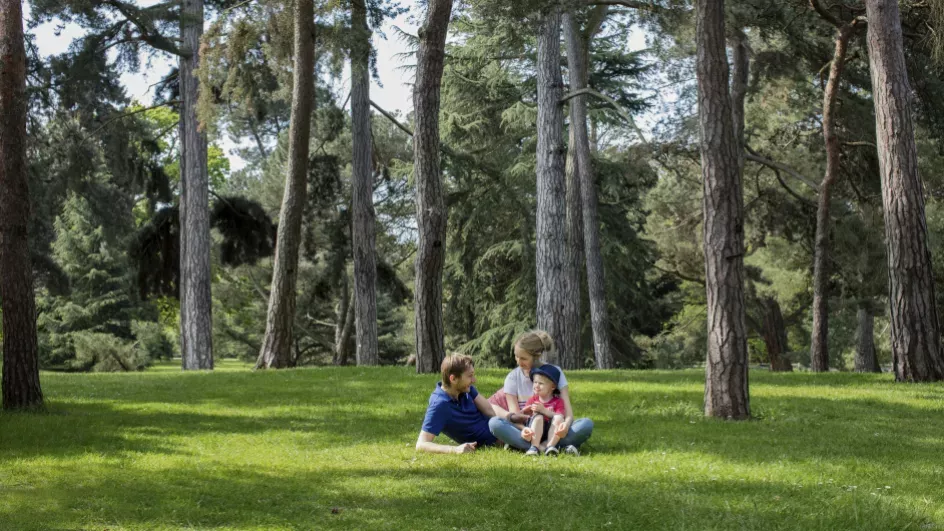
[
  {"left": 415, "top": 431, "right": 476, "bottom": 454},
  {"left": 473, "top": 393, "right": 496, "bottom": 417}
]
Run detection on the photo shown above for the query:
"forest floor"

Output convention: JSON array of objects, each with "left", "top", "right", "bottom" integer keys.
[{"left": 2, "top": 361, "right": 943, "bottom": 530}]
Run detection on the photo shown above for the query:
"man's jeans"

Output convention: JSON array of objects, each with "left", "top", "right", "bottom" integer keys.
[{"left": 488, "top": 416, "right": 593, "bottom": 450}]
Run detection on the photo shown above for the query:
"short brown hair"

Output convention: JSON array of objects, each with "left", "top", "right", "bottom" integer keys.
[{"left": 441, "top": 354, "right": 474, "bottom": 387}]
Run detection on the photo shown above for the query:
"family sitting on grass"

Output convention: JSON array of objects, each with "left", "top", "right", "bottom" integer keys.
[{"left": 415, "top": 330, "right": 594, "bottom": 456}]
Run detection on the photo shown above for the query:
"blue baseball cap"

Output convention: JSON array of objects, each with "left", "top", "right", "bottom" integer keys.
[{"left": 531, "top": 364, "right": 561, "bottom": 392}]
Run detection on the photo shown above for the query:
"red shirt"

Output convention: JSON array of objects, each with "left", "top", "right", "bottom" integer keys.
[{"left": 524, "top": 395, "right": 565, "bottom": 421}]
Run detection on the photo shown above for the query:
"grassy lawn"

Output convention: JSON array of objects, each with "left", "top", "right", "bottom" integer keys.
[{"left": 2, "top": 363, "right": 943, "bottom": 530}]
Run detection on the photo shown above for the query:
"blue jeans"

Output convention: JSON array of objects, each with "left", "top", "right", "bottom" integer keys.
[{"left": 488, "top": 416, "right": 594, "bottom": 451}]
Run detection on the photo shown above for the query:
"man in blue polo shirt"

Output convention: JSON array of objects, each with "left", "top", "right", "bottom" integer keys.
[{"left": 416, "top": 354, "right": 504, "bottom": 454}]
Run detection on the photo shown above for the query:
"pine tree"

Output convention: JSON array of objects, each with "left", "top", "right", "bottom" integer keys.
[{"left": 39, "top": 194, "right": 142, "bottom": 371}]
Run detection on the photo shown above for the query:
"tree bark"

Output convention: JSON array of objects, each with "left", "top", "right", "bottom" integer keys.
[
  {"left": 865, "top": 0, "right": 944, "bottom": 382},
  {"left": 855, "top": 302, "right": 880, "bottom": 373},
  {"left": 730, "top": 30, "right": 748, "bottom": 176},
  {"left": 351, "top": 0, "right": 379, "bottom": 366},
  {"left": 413, "top": 0, "right": 453, "bottom": 374},
  {"left": 179, "top": 0, "right": 213, "bottom": 370},
  {"left": 761, "top": 298, "right": 793, "bottom": 372},
  {"left": 257, "top": 0, "right": 315, "bottom": 369},
  {"left": 811, "top": 22, "right": 859, "bottom": 373},
  {"left": 334, "top": 273, "right": 355, "bottom": 366},
  {"left": 563, "top": 114, "right": 584, "bottom": 371},
  {"left": 697, "top": 0, "right": 750, "bottom": 419},
  {"left": 535, "top": 4, "right": 569, "bottom": 368},
  {"left": 0, "top": 0, "right": 44, "bottom": 410},
  {"left": 564, "top": 11, "right": 614, "bottom": 369}
]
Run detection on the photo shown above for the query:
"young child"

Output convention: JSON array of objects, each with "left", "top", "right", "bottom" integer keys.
[{"left": 520, "top": 365, "right": 567, "bottom": 456}]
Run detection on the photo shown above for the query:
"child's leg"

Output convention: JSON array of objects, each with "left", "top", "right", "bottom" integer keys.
[
  {"left": 521, "top": 422, "right": 534, "bottom": 443},
  {"left": 529, "top": 416, "right": 544, "bottom": 449},
  {"left": 545, "top": 415, "right": 565, "bottom": 449}
]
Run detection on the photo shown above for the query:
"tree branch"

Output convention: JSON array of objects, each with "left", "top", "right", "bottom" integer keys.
[
  {"left": 583, "top": 5, "right": 610, "bottom": 42},
  {"left": 92, "top": 100, "right": 180, "bottom": 134},
  {"left": 769, "top": 166, "right": 816, "bottom": 209},
  {"left": 842, "top": 140, "right": 876, "bottom": 148},
  {"left": 103, "top": 0, "right": 185, "bottom": 57},
  {"left": 654, "top": 264, "right": 705, "bottom": 285},
  {"left": 809, "top": 0, "right": 842, "bottom": 28},
  {"left": 368, "top": 99, "right": 533, "bottom": 219},
  {"left": 369, "top": 100, "right": 414, "bottom": 137},
  {"left": 560, "top": 88, "right": 649, "bottom": 145},
  {"left": 744, "top": 147, "right": 821, "bottom": 191},
  {"left": 588, "top": 0, "right": 664, "bottom": 12}
]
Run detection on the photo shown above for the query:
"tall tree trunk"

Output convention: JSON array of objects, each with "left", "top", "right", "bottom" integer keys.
[
  {"left": 811, "top": 22, "right": 859, "bottom": 373},
  {"left": 179, "top": 0, "right": 213, "bottom": 370},
  {"left": 535, "top": 4, "right": 568, "bottom": 367},
  {"left": 351, "top": 0, "right": 379, "bottom": 366},
  {"left": 0, "top": 0, "right": 43, "bottom": 410},
  {"left": 761, "top": 298, "right": 793, "bottom": 372},
  {"left": 564, "top": 117, "right": 584, "bottom": 371},
  {"left": 729, "top": 30, "right": 748, "bottom": 176},
  {"left": 413, "top": 0, "right": 453, "bottom": 374},
  {"left": 697, "top": 0, "right": 750, "bottom": 419},
  {"left": 256, "top": 0, "right": 315, "bottom": 369},
  {"left": 564, "top": 11, "right": 614, "bottom": 369},
  {"left": 855, "top": 301, "right": 880, "bottom": 373},
  {"left": 334, "top": 273, "right": 355, "bottom": 366},
  {"left": 865, "top": 0, "right": 944, "bottom": 382}
]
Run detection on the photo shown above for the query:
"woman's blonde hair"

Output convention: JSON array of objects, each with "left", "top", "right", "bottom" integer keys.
[{"left": 513, "top": 329, "right": 554, "bottom": 358}]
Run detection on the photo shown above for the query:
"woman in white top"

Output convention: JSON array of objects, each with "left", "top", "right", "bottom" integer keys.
[{"left": 487, "top": 330, "right": 594, "bottom": 454}]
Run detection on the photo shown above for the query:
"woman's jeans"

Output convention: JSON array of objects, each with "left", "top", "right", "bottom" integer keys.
[{"left": 488, "top": 416, "right": 593, "bottom": 450}]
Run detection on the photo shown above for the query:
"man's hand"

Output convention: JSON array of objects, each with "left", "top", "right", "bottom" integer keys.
[
  {"left": 455, "top": 442, "right": 477, "bottom": 454},
  {"left": 521, "top": 427, "right": 534, "bottom": 442}
]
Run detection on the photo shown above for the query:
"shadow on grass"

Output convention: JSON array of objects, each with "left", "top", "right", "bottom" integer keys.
[
  {"left": 0, "top": 456, "right": 934, "bottom": 531},
  {"left": 0, "top": 400, "right": 426, "bottom": 464}
]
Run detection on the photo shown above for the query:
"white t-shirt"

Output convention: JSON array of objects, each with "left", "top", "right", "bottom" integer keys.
[{"left": 502, "top": 365, "right": 569, "bottom": 409}]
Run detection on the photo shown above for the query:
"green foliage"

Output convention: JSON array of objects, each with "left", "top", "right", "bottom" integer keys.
[
  {"left": 37, "top": 194, "right": 148, "bottom": 371},
  {"left": 439, "top": 8, "right": 667, "bottom": 367},
  {"left": 70, "top": 331, "right": 153, "bottom": 372},
  {"left": 30, "top": 0, "right": 944, "bottom": 374}
]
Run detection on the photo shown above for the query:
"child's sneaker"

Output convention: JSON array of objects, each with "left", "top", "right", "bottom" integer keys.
[
  {"left": 544, "top": 446, "right": 559, "bottom": 456},
  {"left": 525, "top": 445, "right": 540, "bottom": 456},
  {"left": 564, "top": 445, "right": 580, "bottom": 457}
]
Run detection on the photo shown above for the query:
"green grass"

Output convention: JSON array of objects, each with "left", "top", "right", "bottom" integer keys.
[{"left": 2, "top": 365, "right": 944, "bottom": 530}]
